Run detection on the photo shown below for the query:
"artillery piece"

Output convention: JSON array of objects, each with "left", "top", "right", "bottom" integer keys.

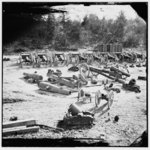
[
  {"left": 107, "top": 53, "right": 118, "bottom": 62},
  {"left": 23, "top": 72, "right": 43, "bottom": 83},
  {"left": 79, "top": 63, "right": 130, "bottom": 84},
  {"left": 34, "top": 52, "right": 51, "bottom": 67},
  {"left": 47, "top": 69, "right": 77, "bottom": 88},
  {"left": 52, "top": 52, "right": 67, "bottom": 67},
  {"left": 121, "top": 52, "right": 137, "bottom": 63},
  {"left": 18, "top": 53, "right": 34, "bottom": 68},
  {"left": 122, "top": 79, "right": 141, "bottom": 93},
  {"left": 47, "top": 68, "right": 89, "bottom": 89},
  {"left": 92, "top": 52, "right": 103, "bottom": 64},
  {"left": 66, "top": 52, "right": 89, "bottom": 66},
  {"left": 65, "top": 52, "right": 80, "bottom": 66},
  {"left": 134, "top": 52, "right": 146, "bottom": 63},
  {"left": 81, "top": 52, "right": 94, "bottom": 65},
  {"left": 95, "top": 90, "right": 114, "bottom": 108}
]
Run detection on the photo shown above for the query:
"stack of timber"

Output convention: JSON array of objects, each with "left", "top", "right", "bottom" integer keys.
[{"left": 3, "top": 119, "right": 39, "bottom": 137}]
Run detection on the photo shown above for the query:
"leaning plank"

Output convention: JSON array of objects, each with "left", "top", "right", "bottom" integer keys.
[
  {"left": 3, "top": 126, "right": 39, "bottom": 137},
  {"left": 3, "top": 119, "right": 36, "bottom": 129}
]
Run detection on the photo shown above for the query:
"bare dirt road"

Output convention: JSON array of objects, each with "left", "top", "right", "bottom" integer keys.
[{"left": 2, "top": 55, "right": 147, "bottom": 146}]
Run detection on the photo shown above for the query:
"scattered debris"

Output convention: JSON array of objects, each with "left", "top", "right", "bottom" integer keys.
[
  {"left": 138, "top": 76, "right": 146, "bottom": 80},
  {"left": 136, "top": 64, "right": 142, "bottom": 67},
  {"left": 3, "top": 98, "right": 25, "bottom": 104},
  {"left": 104, "top": 83, "right": 121, "bottom": 93},
  {"left": 68, "top": 66, "right": 79, "bottom": 72},
  {"left": 114, "top": 115, "right": 119, "bottom": 123},
  {"left": 129, "top": 64, "right": 135, "bottom": 68},
  {"left": 9, "top": 116, "right": 18, "bottom": 121}
]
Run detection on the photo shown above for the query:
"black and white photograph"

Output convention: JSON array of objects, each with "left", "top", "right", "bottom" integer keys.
[{"left": 2, "top": 1, "right": 148, "bottom": 147}]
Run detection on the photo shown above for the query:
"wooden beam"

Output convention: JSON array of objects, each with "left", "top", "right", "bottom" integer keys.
[
  {"left": 3, "top": 126, "right": 39, "bottom": 137},
  {"left": 3, "top": 119, "right": 36, "bottom": 128}
]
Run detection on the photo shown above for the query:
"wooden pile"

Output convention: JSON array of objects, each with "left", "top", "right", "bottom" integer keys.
[{"left": 3, "top": 119, "right": 39, "bottom": 137}]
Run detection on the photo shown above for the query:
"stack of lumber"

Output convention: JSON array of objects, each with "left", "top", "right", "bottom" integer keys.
[{"left": 3, "top": 119, "right": 39, "bottom": 136}]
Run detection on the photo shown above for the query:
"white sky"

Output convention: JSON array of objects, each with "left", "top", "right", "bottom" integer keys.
[{"left": 52, "top": 5, "right": 139, "bottom": 21}]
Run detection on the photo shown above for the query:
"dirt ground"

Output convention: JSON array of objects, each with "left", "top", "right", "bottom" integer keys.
[{"left": 2, "top": 55, "right": 147, "bottom": 146}]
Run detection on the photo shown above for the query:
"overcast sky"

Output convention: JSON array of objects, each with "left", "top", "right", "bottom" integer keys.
[{"left": 52, "top": 5, "right": 139, "bottom": 21}]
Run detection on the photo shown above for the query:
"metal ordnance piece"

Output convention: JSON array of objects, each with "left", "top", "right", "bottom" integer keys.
[
  {"left": 47, "top": 69, "right": 77, "bottom": 88},
  {"left": 23, "top": 72, "right": 43, "bottom": 83},
  {"left": 18, "top": 53, "right": 34, "bottom": 68},
  {"left": 38, "top": 81, "right": 71, "bottom": 95},
  {"left": 33, "top": 52, "right": 51, "bottom": 68},
  {"left": 95, "top": 90, "right": 114, "bottom": 108},
  {"left": 79, "top": 63, "right": 128, "bottom": 83},
  {"left": 122, "top": 79, "right": 141, "bottom": 93}
]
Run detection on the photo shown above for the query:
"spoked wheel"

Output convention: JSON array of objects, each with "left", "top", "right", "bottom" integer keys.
[
  {"left": 62, "top": 54, "right": 68, "bottom": 66},
  {"left": 95, "top": 90, "right": 102, "bottom": 107},
  {"left": 71, "top": 55, "right": 79, "bottom": 66},
  {"left": 18, "top": 56, "right": 23, "bottom": 68},
  {"left": 92, "top": 55, "right": 102, "bottom": 67},
  {"left": 118, "top": 64, "right": 130, "bottom": 76},
  {"left": 118, "top": 54, "right": 124, "bottom": 63},
  {"left": 87, "top": 55, "right": 94, "bottom": 65},
  {"left": 130, "top": 53, "right": 137, "bottom": 63},
  {"left": 79, "top": 63, "right": 90, "bottom": 78},
  {"left": 66, "top": 53, "right": 72, "bottom": 66},
  {"left": 107, "top": 91, "right": 114, "bottom": 108}
]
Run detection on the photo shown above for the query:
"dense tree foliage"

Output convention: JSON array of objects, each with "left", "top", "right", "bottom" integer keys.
[{"left": 16, "top": 11, "right": 146, "bottom": 50}]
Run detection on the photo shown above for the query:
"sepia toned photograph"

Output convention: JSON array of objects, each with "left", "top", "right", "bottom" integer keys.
[{"left": 2, "top": 1, "right": 148, "bottom": 147}]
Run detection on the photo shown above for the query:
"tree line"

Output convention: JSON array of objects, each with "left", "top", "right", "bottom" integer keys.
[{"left": 18, "top": 11, "right": 146, "bottom": 50}]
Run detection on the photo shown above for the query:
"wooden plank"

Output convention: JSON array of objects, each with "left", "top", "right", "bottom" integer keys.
[
  {"left": 3, "top": 126, "right": 39, "bottom": 137},
  {"left": 3, "top": 126, "right": 27, "bottom": 132},
  {"left": 3, "top": 119, "right": 36, "bottom": 129}
]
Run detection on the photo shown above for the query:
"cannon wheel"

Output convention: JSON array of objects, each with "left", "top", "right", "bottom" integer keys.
[
  {"left": 79, "top": 63, "right": 90, "bottom": 79},
  {"left": 118, "top": 54, "right": 124, "bottom": 63},
  {"left": 18, "top": 55, "right": 23, "bottom": 68},
  {"left": 65, "top": 53, "right": 72, "bottom": 66},
  {"left": 61, "top": 53, "right": 68, "bottom": 66},
  {"left": 95, "top": 90, "right": 102, "bottom": 107},
  {"left": 71, "top": 55, "right": 79, "bottom": 66},
  {"left": 131, "top": 53, "right": 137, "bottom": 63},
  {"left": 48, "top": 55, "right": 53, "bottom": 67},
  {"left": 87, "top": 54, "right": 94, "bottom": 65},
  {"left": 92, "top": 53, "right": 102, "bottom": 67},
  {"left": 107, "top": 91, "right": 114, "bottom": 108},
  {"left": 103, "top": 54, "right": 108, "bottom": 64}
]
